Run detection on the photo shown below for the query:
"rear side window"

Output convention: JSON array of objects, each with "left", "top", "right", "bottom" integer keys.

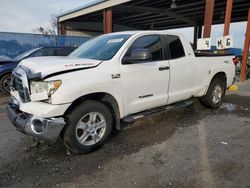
[
  {"left": 125, "top": 35, "right": 163, "bottom": 61},
  {"left": 166, "top": 35, "right": 185, "bottom": 59}
]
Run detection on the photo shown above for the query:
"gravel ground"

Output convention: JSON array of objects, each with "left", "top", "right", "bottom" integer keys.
[{"left": 0, "top": 81, "right": 250, "bottom": 188}]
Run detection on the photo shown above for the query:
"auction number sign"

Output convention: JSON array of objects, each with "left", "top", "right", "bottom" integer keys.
[{"left": 197, "top": 35, "right": 234, "bottom": 50}]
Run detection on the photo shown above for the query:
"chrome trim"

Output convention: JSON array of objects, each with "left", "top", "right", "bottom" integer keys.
[
  {"left": 13, "top": 67, "right": 31, "bottom": 102},
  {"left": 7, "top": 97, "right": 66, "bottom": 142}
]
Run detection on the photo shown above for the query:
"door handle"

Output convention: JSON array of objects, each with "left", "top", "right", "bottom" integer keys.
[{"left": 158, "top": 66, "right": 170, "bottom": 71}]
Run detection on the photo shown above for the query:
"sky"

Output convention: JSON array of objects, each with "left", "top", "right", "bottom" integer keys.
[
  {"left": 0, "top": 0, "right": 93, "bottom": 33},
  {"left": 0, "top": 0, "right": 247, "bottom": 49}
]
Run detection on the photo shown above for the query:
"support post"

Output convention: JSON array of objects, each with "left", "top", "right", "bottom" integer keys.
[
  {"left": 223, "top": 0, "right": 233, "bottom": 36},
  {"left": 193, "top": 25, "right": 202, "bottom": 49},
  {"left": 103, "top": 9, "right": 106, "bottom": 34},
  {"left": 203, "top": 0, "right": 215, "bottom": 38},
  {"left": 240, "top": 8, "right": 250, "bottom": 82},
  {"left": 193, "top": 26, "right": 198, "bottom": 49},
  {"left": 60, "top": 22, "right": 66, "bottom": 35},
  {"left": 198, "top": 25, "right": 202, "bottom": 38},
  {"left": 103, "top": 9, "right": 112, "bottom": 34}
]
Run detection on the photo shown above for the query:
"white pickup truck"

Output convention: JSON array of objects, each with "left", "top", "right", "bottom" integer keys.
[{"left": 7, "top": 31, "right": 235, "bottom": 154}]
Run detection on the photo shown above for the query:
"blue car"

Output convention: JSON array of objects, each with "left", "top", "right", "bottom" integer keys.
[{"left": 0, "top": 46, "right": 76, "bottom": 93}]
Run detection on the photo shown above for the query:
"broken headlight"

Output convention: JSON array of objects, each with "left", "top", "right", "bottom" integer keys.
[{"left": 30, "top": 80, "right": 62, "bottom": 96}]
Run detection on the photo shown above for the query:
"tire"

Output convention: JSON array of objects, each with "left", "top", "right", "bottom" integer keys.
[
  {"left": 200, "top": 78, "right": 226, "bottom": 109},
  {"left": 63, "top": 100, "right": 113, "bottom": 154},
  {"left": 0, "top": 73, "right": 11, "bottom": 94}
]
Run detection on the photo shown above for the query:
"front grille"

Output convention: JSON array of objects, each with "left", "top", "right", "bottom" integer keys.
[{"left": 12, "top": 68, "right": 30, "bottom": 103}]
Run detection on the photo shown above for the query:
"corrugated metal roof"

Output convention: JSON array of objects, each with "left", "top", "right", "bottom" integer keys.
[{"left": 58, "top": 0, "right": 249, "bottom": 31}]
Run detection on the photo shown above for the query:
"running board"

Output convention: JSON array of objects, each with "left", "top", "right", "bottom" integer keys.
[{"left": 122, "top": 100, "right": 193, "bottom": 124}]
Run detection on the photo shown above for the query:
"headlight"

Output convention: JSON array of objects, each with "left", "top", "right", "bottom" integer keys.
[{"left": 30, "top": 80, "right": 62, "bottom": 96}]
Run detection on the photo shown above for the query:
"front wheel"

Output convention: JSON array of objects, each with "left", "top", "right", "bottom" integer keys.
[
  {"left": 63, "top": 100, "right": 113, "bottom": 154},
  {"left": 200, "top": 78, "right": 226, "bottom": 108}
]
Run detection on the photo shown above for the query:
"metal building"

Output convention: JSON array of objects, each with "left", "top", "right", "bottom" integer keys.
[{"left": 58, "top": 0, "right": 250, "bottom": 81}]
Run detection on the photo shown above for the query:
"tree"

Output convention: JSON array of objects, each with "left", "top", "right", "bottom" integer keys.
[{"left": 35, "top": 14, "right": 57, "bottom": 35}]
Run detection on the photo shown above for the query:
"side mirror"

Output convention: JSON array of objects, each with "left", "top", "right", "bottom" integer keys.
[{"left": 123, "top": 49, "right": 152, "bottom": 64}]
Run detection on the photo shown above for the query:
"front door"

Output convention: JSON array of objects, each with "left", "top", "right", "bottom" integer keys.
[{"left": 120, "top": 35, "right": 170, "bottom": 116}]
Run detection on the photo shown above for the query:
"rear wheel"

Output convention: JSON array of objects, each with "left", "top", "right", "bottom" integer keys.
[
  {"left": 200, "top": 78, "right": 226, "bottom": 108},
  {"left": 63, "top": 100, "right": 113, "bottom": 154},
  {"left": 0, "top": 73, "right": 11, "bottom": 94}
]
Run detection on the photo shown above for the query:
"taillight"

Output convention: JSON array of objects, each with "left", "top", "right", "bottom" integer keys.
[{"left": 233, "top": 57, "right": 239, "bottom": 65}]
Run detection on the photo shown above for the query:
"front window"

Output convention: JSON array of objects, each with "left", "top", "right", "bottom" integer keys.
[
  {"left": 69, "top": 34, "right": 131, "bottom": 61},
  {"left": 124, "top": 35, "right": 163, "bottom": 62}
]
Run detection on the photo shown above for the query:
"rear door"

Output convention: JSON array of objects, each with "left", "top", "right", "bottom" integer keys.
[
  {"left": 120, "top": 35, "right": 170, "bottom": 116},
  {"left": 165, "top": 35, "right": 197, "bottom": 104}
]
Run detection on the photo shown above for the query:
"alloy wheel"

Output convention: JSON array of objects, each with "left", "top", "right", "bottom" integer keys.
[{"left": 75, "top": 112, "right": 107, "bottom": 146}]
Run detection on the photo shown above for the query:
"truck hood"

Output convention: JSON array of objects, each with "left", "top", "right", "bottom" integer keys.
[{"left": 18, "top": 56, "right": 102, "bottom": 78}]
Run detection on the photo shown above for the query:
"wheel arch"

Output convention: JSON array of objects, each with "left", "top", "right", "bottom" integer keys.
[
  {"left": 210, "top": 72, "right": 227, "bottom": 87},
  {"left": 199, "top": 71, "right": 227, "bottom": 108},
  {"left": 205, "top": 72, "right": 227, "bottom": 95},
  {"left": 64, "top": 92, "right": 121, "bottom": 130},
  {"left": 0, "top": 70, "right": 12, "bottom": 79}
]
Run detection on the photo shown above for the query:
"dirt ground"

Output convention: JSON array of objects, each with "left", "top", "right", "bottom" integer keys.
[{"left": 0, "top": 82, "right": 250, "bottom": 188}]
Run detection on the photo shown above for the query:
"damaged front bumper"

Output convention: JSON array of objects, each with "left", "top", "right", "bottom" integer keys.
[{"left": 7, "top": 97, "right": 66, "bottom": 143}]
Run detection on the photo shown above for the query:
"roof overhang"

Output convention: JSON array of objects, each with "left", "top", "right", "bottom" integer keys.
[
  {"left": 58, "top": 0, "right": 249, "bottom": 31},
  {"left": 59, "top": 0, "right": 131, "bottom": 22}
]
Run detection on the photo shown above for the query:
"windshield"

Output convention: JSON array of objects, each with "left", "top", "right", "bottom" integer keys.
[
  {"left": 14, "top": 48, "right": 41, "bottom": 61},
  {"left": 69, "top": 34, "right": 131, "bottom": 61}
]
